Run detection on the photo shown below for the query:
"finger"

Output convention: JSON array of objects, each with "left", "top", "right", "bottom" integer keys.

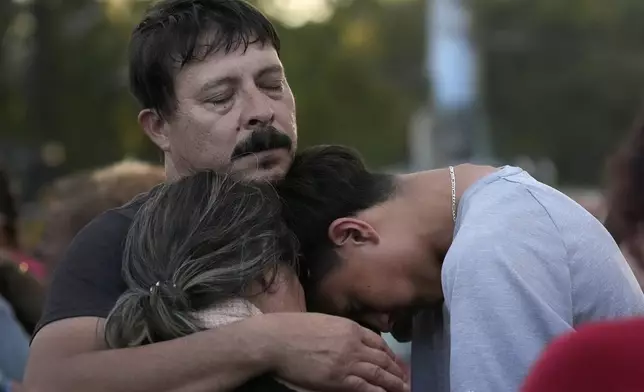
[
  {"left": 341, "top": 375, "right": 387, "bottom": 392},
  {"left": 352, "top": 362, "right": 410, "bottom": 392},
  {"left": 395, "top": 355, "right": 411, "bottom": 383},
  {"left": 362, "top": 329, "right": 396, "bottom": 366},
  {"left": 360, "top": 329, "right": 397, "bottom": 359},
  {"left": 358, "top": 347, "right": 405, "bottom": 380}
]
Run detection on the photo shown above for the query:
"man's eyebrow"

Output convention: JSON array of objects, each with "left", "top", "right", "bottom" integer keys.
[
  {"left": 197, "top": 65, "right": 284, "bottom": 96},
  {"left": 198, "top": 77, "right": 235, "bottom": 96},
  {"left": 256, "top": 64, "right": 284, "bottom": 78}
]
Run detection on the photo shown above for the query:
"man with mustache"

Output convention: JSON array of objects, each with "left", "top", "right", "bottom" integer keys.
[
  {"left": 24, "top": 1, "right": 407, "bottom": 392},
  {"left": 277, "top": 145, "right": 644, "bottom": 392},
  {"left": 229, "top": 126, "right": 295, "bottom": 179}
]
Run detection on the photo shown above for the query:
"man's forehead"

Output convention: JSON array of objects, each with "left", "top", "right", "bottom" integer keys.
[{"left": 175, "top": 43, "right": 283, "bottom": 91}]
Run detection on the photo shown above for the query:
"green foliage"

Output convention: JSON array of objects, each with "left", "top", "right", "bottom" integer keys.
[
  {"left": 277, "top": 0, "right": 420, "bottom": 166},
  {"left": 472, "top": 0, "right": 644, "bottom": 184},
  {"left": 2, "top": 0, "right": 644, "bottom": 186}
]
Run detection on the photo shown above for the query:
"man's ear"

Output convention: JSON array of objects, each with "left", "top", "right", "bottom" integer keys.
[
  {"left": 139, "top": 109, "right": 171, "bottom": 152},
  {"left": 328, "top": 217, "right": 380, "bottom": 248}
]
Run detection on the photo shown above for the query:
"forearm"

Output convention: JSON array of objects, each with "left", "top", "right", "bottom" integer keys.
[{"left": 25, "top": 318, "right": 275, "bottom": 392}]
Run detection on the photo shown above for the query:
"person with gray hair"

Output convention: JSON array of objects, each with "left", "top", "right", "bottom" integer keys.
[
  {"left": 28, "top": 1, "right": 407, "bottom": 391},
  {"left": 103, "top": 170, "right": 308, "bottom": 391}
]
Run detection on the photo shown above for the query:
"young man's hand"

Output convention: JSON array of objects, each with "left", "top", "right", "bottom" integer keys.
[{"left": 259, "top": 313, "right": 410, "bottom": 392}]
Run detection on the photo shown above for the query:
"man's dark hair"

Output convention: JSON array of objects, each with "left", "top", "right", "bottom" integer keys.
[
  {"left": 130, "top": 0, "right": 281, "bottom": 119},
  {"left": 0, "top": 167, "right": 18, "bottom": 248},
  {"left": 104, "top": 170, "right": 298, "bottom": 348},
  {"left": 277, "top": 145, "right": 397, "bottom": 303}
]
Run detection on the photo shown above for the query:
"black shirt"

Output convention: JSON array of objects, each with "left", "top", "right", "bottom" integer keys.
[
  {"left": 35, "top": 192, "right": 298, "bottom": 392},
  {"left": 36, "top": 193, "right": 148, "bottom": 333}
]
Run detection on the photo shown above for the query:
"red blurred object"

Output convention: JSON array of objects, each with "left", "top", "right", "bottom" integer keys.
[
  {"left": 522, "top": 318, "right": 644, "bottom": 392},
  {"left": 9, "top": 250, "right": 46, "bottom": 282}
]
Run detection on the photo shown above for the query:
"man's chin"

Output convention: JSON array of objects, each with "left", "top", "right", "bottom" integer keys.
[
  {"left": 231, "top": 150, "right": 292, "bottom": 181},
  {"left": 247, "top": 167, "right": 287, "bottom": 182}
]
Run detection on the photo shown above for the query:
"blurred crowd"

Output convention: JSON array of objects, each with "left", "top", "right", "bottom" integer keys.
[
  {"left": 0, "top": 160, "right": 165, "bottom": 389},
  {"left": 1, "top": 110, "right": 644, "bottom": 390}
]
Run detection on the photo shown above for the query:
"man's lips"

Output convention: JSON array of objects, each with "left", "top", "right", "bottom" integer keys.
[
  {"left": 231, "top": 147, "right": 289, "bottom": 162},
  {"left": 232, "top": 149, "right": 288, "bottom": 168}
]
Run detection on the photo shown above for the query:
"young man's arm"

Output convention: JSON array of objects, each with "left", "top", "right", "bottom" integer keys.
[
  {"left": 438, "top": 211, "right": 574, "bottom": 392},
  {"left": 26, "top": 313, "right": 408, "bottom": 392}
]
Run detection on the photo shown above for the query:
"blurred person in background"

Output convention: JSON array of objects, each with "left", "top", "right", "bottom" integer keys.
[
  {"left": 0, "top": 294, "right": 29, "bottom": 392},
  {"left": 0, "top": 252, "right": 45, "bottom": 335},
  {"left": 0, "top": 168, "right": 46, "bottom": 336},
  {"left": 0, "top": 260, "right": 30, "bottom": 392},
  {"left": 26, "top": 1, "right": 408, "bottom": 392},
  {"left": 105, "top": 171, "right": 307, "bottom": 392},
  {"left": 604, "top": 113, "right": 644, "bottom": 288},
  {"left": 0, "top": 167, "right": 46, "bottom": 282},
  {"left": 0, "top": 292, "right": 29, "bottom": 392},
  {"left": 35, "top": 160, "right": 165, "bottom": 279},
  {"left": 277, "top": 145, "right": 644, "bottom": 392}
]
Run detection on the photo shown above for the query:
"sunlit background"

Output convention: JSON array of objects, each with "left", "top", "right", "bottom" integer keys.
[{"left": 3, "top": 0, "right": 644, "bottom": 361}]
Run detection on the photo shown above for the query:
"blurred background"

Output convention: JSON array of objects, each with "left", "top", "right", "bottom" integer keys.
[
  {"left": 3, "top": 0, "right": 644, "bottom": 363},
  {"left": 3, "top": 0, "right": 642, "bottom": 225}
]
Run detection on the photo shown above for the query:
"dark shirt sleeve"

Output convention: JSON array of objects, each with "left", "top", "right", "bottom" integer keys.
[{"left": 35, "top": 210, "right": 131, "bottom": 336}]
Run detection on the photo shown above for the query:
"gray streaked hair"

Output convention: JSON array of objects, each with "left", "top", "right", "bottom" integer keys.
[{"left": 104, "top": 170, "right": 298, "bottom": 348}]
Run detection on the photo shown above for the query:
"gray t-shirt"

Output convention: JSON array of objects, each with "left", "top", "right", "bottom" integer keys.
[{"left": 411, "top": 166, "right": 644, "bottom": 392}]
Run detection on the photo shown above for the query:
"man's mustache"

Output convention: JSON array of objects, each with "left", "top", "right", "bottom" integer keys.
[{"left": 231, "top": 126, "right": 293, "bottom": 161}]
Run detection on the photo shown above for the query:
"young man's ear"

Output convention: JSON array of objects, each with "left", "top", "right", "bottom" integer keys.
[
  {"left": 328, "top": 217, "right": 380, "bottom": 247},
  {"left": 139, "top": 109, "right": 171, "bottom": 152}
]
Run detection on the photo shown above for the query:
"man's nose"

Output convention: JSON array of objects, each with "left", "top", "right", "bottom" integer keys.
[{"left": 241, "top": 90, "right": 275, "bottom": 129}]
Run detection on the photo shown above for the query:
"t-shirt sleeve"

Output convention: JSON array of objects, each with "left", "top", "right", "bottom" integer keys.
[
  {"left": 35, "top": 211, "right": 130, "bottom": 335},
  {"left": 441, "top": 206, "right": 573, "bottom": 392}
]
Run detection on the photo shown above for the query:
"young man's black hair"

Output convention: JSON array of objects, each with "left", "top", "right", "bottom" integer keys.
[{"left": 277, "top": 145, "right": 397, "bottom": 302}]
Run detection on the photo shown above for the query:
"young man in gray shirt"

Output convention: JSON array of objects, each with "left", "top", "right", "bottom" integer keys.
[{"left": 278, "top": 145, "right": 644, "bottom": 392}]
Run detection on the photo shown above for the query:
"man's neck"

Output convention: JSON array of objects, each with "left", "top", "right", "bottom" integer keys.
[
  {"left": 395, "top": 168, "right": 457, "bottom": 257},
  {"left": 396, "top": 164, "right": 498, "bottom": 257}
]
